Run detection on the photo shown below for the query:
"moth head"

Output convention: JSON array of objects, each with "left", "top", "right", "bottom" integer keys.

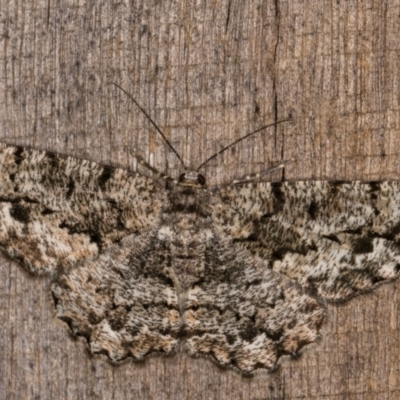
[{"left": 178, "top": 171, "right": 206, "bottom": 187}]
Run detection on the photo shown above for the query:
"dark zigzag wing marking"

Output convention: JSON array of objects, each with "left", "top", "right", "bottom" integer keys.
[
  {"left": 51, "top": 232, "right": 181, "bottom": 361},
  {"left": 183, "top": 230, "right": 325, "bottom": 374}
]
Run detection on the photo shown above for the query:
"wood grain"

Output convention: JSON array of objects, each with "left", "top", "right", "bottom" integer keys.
[{"left": 1, "top": 0, "right": 400, "bottom": 399}]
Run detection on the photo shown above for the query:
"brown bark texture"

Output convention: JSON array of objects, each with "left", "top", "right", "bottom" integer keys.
[{"left": 1, "top": 1, "right": 400, "bottom": 399}]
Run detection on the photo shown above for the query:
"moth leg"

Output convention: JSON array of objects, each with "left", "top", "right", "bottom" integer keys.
[
  {"left": 229, "top": 158, "right": 295, "bottom": 186},
  {"left": 132, "top": 155, "right": 178, "bottom": 186}
]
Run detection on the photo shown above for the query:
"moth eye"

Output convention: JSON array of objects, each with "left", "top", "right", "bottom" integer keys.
[
  {"left": 179, "top": 173, "right": 186, "bottom": 182},
  {"left": 197, "top": 174, "right": 206, "bottom": 186}
]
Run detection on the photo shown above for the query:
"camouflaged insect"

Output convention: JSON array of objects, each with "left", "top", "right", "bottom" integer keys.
[{"left": 1, "top": 140, "right": 400, "bottom": 374}]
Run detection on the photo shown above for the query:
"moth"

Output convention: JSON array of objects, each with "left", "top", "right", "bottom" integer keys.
[{"left": 1, "top": 87, "right": 400, "bottom": 375}]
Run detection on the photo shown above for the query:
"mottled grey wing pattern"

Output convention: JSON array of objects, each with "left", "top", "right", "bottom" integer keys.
[
  {"left": 52, "top": 232, "right": 181, "bottom": 360},
  {"left": 0, "top": 143, "right": 163, "bottom": 274},
  {"left": 183, "top": 230, "right": 325, "bottom": 374},
  {"left": 216, "top": 181, "right": 400, "bottom": 301}
]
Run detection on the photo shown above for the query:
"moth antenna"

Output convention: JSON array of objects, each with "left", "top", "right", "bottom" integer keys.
[
  {"left": 112, "top": 83, "right": 186, "bottom": 169},
  {"left": 196, "top": 118, "right": 291, "bottom": 172}
]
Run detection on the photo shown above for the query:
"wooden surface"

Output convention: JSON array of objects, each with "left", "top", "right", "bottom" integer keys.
[{"left": 1, "top": 0, "right": 400, "bottom": 399}]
